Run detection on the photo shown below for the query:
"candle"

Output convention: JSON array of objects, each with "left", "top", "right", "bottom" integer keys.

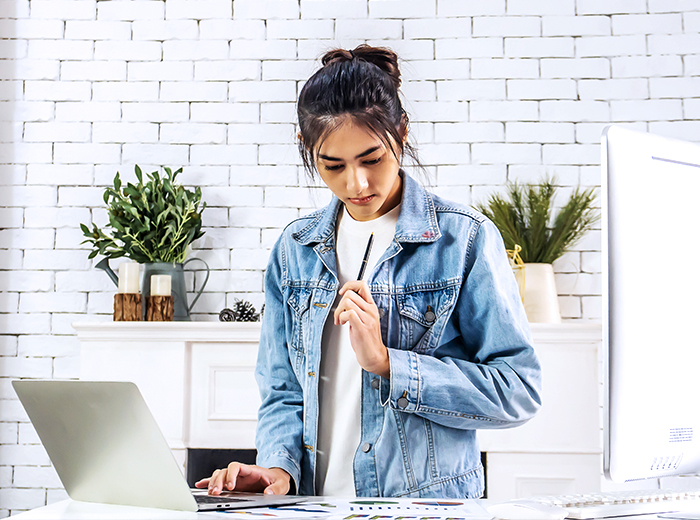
[
  {"left": 118, "top": 262, "right": 140, "bottom": 294},
  {"left": 151, "top": 275, "right": 171, "bottom": 296}
]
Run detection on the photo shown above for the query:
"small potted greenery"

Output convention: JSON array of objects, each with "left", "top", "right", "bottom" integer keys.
[
  {"left": 476, "top": 178, "right": 599, "bottom": 323},
  {"left": 81, "top": 165, "right": 209, "bottom": 320}
]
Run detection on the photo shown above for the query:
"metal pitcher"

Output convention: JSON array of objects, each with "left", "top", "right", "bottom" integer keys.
[{"left": 96, "top": 258, "right": 210, "bottom": 321}]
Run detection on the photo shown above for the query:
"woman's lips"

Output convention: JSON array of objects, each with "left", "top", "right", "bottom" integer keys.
[{"left": 348, "top": 195, "right": 375, "bottom": 205}]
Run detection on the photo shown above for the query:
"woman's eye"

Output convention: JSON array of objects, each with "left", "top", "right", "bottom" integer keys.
[
  {"left": 364, "top": 157, "right": 381, "bottom": 165},
  {"left": 324, "top": 164, "right": 343, "bottom": 171}
]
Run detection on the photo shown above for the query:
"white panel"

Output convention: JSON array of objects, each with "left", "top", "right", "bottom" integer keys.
[
  {"left": 189, "top": 341, "right": 260, "bottom": 449},
  {"left": 80, "top": 340, "right": 186, "bottom": 449},
  {"left": 486, "top": 452, "right": 601, "bottom": 502},
  {"left": 209, "top": 366, "right": 260, "bottom": 421},
  {"left": 479, "top": 337, "right": 602, "bottom": 453}
]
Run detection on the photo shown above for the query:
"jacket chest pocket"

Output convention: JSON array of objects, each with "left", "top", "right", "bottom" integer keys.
[
  {"left": 287, "top": 287, "right": 312, "bottom": 353},
  {"left": 396, "top": 285, "right": 457, "bottom": 353}
]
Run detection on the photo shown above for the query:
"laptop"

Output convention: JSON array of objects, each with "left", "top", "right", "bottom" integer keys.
[{"left": 12, "top": 379, "right": 306, "bottom": 512}]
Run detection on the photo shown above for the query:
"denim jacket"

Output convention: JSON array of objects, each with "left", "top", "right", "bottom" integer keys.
[{"left": 254, "top": 173, "right": 542, "bottom": 498}]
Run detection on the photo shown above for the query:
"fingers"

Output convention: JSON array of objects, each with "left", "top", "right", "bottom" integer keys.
[
  {"left": 264, "top": 468, "right": 291, "bottom": 495},
  {"left": 336, "top": 297, "right": 367, "bottom": 327},
  {"left": 202, "top": 469, "right": 222, "bottom": 495},
  {"left": 335, "top": 298, "right": 368, "bottom": 326},
  {"left": 339, "top": 281, "right": 374, "bottom": 303},
  {"left": 336, "top": 308, "right": 359, "bottom": 327},
  {"left": 263, "top": 479, "right": 288, "bottom": 495},
  {"left": 335, "top": 282, "right": 377, "bottom": 325},
  {"left": 205, "top": 462, "right": 243, "bottom": 495},
  {"left": 200, "top": 463, "right": 292, "bottom": 495}
]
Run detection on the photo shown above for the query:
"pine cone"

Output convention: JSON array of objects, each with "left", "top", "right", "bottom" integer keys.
[
  {"left": 231, "top": 299, "right": 260, "bottom": 322},
  {"left": 219, "top": 308, "right": 235, "bottom": 322}
]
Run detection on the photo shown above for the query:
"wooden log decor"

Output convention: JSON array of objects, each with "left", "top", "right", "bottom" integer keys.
[
  {"left": 114, "top": 293, "right": 142, "bottom": 321},
  {"left": 146, "top": 295, "right": 174, "bottom": 321}
]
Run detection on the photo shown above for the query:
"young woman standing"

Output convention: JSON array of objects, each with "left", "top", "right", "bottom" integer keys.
[{"left": 196, "top": 45, "right": 542, "bottom": 498}]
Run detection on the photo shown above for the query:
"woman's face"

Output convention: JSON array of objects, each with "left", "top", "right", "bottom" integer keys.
[{"left": 314, "top": 120, "right": 403, "bottom": 222}]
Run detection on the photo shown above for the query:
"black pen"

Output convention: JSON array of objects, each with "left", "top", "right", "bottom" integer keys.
[{"left": 357, "top": 232, "right": 375, "bottom": 281}]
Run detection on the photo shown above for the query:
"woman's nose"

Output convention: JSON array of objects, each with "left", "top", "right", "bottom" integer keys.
[{"left": 347, "top": 166, "right": 369, "bottom": 194}]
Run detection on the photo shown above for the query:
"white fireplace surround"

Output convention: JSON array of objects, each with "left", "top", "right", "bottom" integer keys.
[
  {"left": 74, "top": 322, "right": 263, "bottom": 468},
  {"left": 73, "top": 321, "right": 603, "bottom": 501}
]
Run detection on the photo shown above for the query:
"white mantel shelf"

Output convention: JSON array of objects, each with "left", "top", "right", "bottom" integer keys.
[
  {"left": 72, "top": 320, "right": 262, "bottom": 342},
  {"left": 529, "top": 321, "right": 602, "bottom": 342},
  {"left": 72, "top": 320, "right": 600, "bottom": 342},
  {"left": 74, "top": 320, "right": 265, "bottom": 463}
]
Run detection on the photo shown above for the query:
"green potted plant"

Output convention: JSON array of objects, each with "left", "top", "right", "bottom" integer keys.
[
  {"left": 81, "top": 165, "right": 209, "bottom": 321},
  {"left": 476, "top": 177, "right": 600, "bottom": 323}
]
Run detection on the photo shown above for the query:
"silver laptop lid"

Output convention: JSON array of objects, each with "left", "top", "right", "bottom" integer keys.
[{"left": 13, "top": 380, "right": 198, "bottom": 512}]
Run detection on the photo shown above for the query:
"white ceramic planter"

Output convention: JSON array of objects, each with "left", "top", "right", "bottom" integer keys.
[{"left": 522, "top": 263, "right": 561, "bottom": 324}]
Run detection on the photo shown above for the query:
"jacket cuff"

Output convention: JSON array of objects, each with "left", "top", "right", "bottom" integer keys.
[
  {"left": 255, "top": 451, "right": 301, "bottom": 495},
  {"left": 380, "top": 348, "right": 420, "bottom": 412}
]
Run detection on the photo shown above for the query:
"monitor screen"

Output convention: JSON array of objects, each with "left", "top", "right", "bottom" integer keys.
[{"left": 603, "top": 125, "right": 700, "bottom": 483}]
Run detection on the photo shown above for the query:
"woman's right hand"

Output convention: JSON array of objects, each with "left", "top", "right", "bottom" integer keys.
[{"left": 194, "top": 462, "right": 291, "bottom": 495}]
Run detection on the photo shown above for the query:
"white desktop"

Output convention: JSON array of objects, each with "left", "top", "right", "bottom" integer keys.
[
  {"left": 13, "top": 126, "right": 700, "bottom": 520},
  {"left": 602, "top": 125, "right": 700, "bottom": 484}
]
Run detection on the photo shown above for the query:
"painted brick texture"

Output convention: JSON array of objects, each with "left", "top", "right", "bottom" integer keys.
[{"left": 0, "top": 0, "right": 699, "bottom": 513}]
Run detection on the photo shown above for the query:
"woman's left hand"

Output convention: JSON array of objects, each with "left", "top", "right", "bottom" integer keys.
[{"left": 334, "top": 280, "right": 390, "bottom": 378}]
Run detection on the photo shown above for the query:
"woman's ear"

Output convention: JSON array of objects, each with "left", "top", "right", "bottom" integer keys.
[{"left": 399, "top": 114, "right": 409, "bottom": 144}]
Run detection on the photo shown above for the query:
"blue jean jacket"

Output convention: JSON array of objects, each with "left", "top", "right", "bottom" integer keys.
[{"left": 254, "top": 173, "right": 542, "bottom": 498}]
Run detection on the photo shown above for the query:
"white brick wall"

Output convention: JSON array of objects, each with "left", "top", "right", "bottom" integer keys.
[{"left": 1, "top": 0, "right": 699, "bottom": 513}]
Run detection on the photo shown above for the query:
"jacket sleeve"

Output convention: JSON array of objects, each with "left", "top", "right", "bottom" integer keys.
[
  {"left": 381, "top": 218, "right": 542, "bottom": 430},
  {"left": 254, "top": 236, "right": 304, "bottom": 491}
]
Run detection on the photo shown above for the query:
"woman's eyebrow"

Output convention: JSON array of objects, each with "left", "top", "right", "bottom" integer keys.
[{"left": 318, "top": 145, "right": 382, "bottom": 162}]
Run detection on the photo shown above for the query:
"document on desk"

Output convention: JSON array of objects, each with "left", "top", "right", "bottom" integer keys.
[{"left": 222, "top": 497, "right": 492, "bottom": 520}]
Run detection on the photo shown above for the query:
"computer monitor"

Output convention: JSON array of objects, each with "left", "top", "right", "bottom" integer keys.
[{"left": 603, "top": 125, "right": 700, "bottom": 483}]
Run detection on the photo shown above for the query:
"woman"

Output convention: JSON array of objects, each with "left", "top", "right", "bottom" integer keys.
[{"left": 196, "top": 45, "right": 542, "bottom": 498}]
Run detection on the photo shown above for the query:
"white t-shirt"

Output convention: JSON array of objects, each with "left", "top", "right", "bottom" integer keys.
[{"left": 315, "top": 204, "right": 400, "bottom": 496}]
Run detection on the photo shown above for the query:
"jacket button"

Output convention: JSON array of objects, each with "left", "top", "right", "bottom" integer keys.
[
  {"left": 425, "top": 309, "right": 436, "bottom": 324},
  {"left": 361, "top": 442, "right": 371, "bottom": 453},
  {"left": 397, "top": 397, "right": 409, "bottom": 409},
  {"left": 371, "top": 378, "right": 380, "bottom": 390}
]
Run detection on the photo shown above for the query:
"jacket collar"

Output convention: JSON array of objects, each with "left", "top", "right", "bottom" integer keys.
[{"left": 291, "top": 172, "right": 442, "bottom": 246}]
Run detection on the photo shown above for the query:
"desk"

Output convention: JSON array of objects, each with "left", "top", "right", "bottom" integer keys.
[
  {"left": 15, "top": 498, "right": 696, "bottom": 520},
  {"left": 14, "top": 497, "right": 491, "bottom": 520},
  {"left": 12, "top": 500, "right": 230, "bottom": 519}
]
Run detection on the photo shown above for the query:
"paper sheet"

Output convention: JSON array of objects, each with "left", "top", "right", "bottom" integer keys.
[{"left": 221, "top": 497, "right": 492, "bottom": 520}]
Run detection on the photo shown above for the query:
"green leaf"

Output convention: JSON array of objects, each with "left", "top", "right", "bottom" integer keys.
[
  {"left": 475, "top": 176, "right": 599, "bottom": 264},
  {"left": 84, "top": 165, "right": 206, "bottom": 263},
  {"left": 122, "top": 185, "right": 139, "bottom": 199}
]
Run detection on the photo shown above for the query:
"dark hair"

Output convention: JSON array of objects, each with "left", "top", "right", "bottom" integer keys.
[{"left": 297, "top": 44, "right": 422, "bottom": 179}]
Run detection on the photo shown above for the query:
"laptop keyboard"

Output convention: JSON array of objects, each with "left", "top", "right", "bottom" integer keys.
[{"left": 195, "top": 494, "right": 247, "bottom": 504}]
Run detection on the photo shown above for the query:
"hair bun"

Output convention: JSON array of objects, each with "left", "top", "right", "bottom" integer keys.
[{"left": 321, "top": 44, "right": 401, "bottom": 89}]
